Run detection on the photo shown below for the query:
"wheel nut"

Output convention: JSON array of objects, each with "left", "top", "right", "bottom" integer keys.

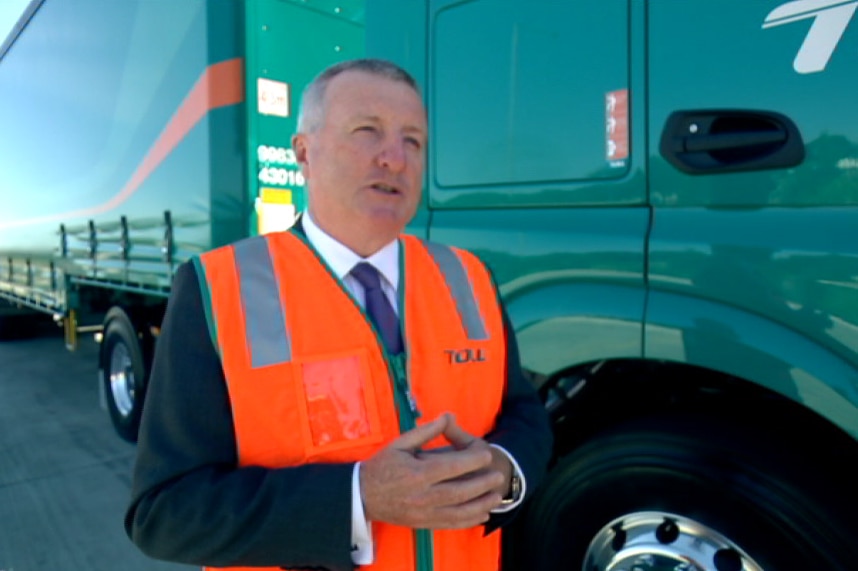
[
  {"left": 656, "top": 518, "right": 680, "bottom": 544},
  {"left": 611, "top": 523, "right": 627, "bottom": 550},
  {"left": 714, "top": 548, "right": 743, "bottom": 571}
]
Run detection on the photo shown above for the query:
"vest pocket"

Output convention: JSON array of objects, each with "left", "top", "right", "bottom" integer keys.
[{"left": 296, "top": 348, "right": 385, "bottom": 457}]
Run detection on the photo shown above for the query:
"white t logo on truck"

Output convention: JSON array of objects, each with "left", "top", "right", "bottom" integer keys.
[{"left": 763, "top": 0, "right": 857, "bottom": 73}]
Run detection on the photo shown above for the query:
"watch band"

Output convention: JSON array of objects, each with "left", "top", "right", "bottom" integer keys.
[{"left": 500, "top": 473, "right": 522, "bottom": 505}]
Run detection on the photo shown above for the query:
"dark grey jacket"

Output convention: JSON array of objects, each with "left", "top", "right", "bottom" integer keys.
[{"left": 125, "top": 235, "right": 552, "bottom": 571}]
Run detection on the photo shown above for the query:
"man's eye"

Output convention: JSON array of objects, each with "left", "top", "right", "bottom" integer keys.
[
  {"left": 405, "top": 137, "right": 423, "bottom": 149},
  {"left": 355, "top": 125, "right": 377, "bottom": 133}
]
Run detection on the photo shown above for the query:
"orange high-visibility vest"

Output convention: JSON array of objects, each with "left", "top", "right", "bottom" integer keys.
[{"left": 194, "top": 230, "right": 507, "bottom": 571}]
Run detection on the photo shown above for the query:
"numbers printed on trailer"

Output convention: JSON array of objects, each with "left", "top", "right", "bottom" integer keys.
[
  {"left": 258, "top": 145, "right": 297, "bottom": 165},
  {"left": 258, "top": 167, "right": 305, "bottom": 186},
  {"left": 257, "top": 145, "right": 304, "bottom": 187}
]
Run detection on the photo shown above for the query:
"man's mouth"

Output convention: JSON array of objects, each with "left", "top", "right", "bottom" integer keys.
[{"left": 371, "top": 183, "right": 400, "bottom": 194}]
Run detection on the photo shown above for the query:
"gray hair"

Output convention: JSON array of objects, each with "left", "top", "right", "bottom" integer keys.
[{"left": 296, "top": 58, "right": 420, "bottom": 133}]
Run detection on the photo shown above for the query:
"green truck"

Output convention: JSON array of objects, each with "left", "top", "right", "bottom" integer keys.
[{"left": 2, "top": 1, "right": 857, "bottom": 568}]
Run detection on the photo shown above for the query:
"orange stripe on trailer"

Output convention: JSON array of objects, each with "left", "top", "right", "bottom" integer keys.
[
  {"left": 0, "top": 57, "right": 245, "bottom": 230},
  {"left": 106, "top": 58, "right": 244, "bottom": 213}
]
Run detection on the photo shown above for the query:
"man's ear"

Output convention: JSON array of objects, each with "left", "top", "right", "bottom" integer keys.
[{"left": 292, "top": 133, "right": 309, "bottom": 165}]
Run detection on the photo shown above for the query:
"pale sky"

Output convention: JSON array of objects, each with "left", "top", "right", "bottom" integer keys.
[{"left": 0, "top": 0, "right": 32, "bottom": 48}]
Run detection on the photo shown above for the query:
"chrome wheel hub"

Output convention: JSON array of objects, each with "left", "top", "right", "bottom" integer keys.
[
  {"left": 584, "top": 511, "right": 764, "bottom": 571},
  {"left": 109, "top": 342, "right": 135, "bottom": 417}
]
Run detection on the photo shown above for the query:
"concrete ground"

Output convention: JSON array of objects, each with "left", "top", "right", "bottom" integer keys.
[{"left": 0, "top": 324, "right": 192, "bottom": 571}]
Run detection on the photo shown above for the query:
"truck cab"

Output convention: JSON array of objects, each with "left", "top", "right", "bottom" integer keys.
[{"left": 368, "top": 1, "right": 858, "bottom": 568}]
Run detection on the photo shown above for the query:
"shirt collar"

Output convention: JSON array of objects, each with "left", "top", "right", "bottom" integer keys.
[{"left": 301, "top": 211, "right": 400, "bottom": 291}]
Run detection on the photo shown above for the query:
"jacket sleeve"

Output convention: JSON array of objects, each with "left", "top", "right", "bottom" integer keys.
[
  {"left": 484, "top": 289, "right": 554, "bottom": 530},
  {"left": 125, "top": 262, "right": 356, "bottom": 571}
]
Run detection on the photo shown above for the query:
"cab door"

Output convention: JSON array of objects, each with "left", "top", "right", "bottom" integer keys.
[
  {"left": 423, "top": 0, "right": 648, "bottom": 379},
  {"left": 646, "top": 0, "right": 858, "bottom": 408}
]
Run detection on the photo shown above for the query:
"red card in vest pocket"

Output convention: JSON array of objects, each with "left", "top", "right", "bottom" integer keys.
[{"left": 299, "top": 351, "right": 383, "bottom": 452}]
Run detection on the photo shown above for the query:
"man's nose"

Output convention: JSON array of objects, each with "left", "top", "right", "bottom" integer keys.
[{"left": 377, "top": 138, "right": 407, "bottom": 172}]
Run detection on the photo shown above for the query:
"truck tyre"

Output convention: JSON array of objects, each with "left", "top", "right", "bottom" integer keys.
[
  {"left": 514, "top": 415, "right": 857, "bottom": 571},
  {"left": 100, "top": 308, "right": 147, "bottom": 443}
]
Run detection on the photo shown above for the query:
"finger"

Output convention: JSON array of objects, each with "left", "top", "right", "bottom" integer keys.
[
  {"left": 424, "top": 491, "right": 504, "bottom": 529},
  {"left": 425, "top": 467, "right": 505, "bottom": 506},
  {"left": 441, "top": 414, "right": 479, "bottom": 450},
  {"left": 417, "top": 445, "right": 494, "bottom": 482},
  {"left": 391, "top": 413, "right": 450, "bottom": 452},
  {"left": 415, "top": 445, "right": 454, "bottom": 455}
]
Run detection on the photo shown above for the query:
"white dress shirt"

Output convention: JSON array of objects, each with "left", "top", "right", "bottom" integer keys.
[{"left": 301, "top": 212, "right": 525, "bottom": 565}]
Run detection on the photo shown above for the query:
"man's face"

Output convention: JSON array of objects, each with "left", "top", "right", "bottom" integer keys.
[{"left": 294, "top": 70, "right": 427, "bottom": 255}]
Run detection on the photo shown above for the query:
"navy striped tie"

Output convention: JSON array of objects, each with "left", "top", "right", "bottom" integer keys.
[{"left": 350, "top": 262, "right": 403, "bottom": 355}]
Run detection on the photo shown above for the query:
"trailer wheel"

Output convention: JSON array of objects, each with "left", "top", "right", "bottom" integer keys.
[
  {"left": 100, "top": 308, "right": 147, "bottom": 442},
  {"left": 513, "top": 415, "right": 858, "bottom": 571}
]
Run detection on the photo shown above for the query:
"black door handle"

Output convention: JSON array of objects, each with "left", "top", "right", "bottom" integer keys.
[
  {"left": 682, "top": 130, "right": 787, "bottom": 153},
  {"left": 660, "top": 110, "right": 804, "bottom": 174}
]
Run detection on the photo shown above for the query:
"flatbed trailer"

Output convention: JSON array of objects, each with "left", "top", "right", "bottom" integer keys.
[{"left": 0, "top": 0, "right": 359, "bottom": 438}]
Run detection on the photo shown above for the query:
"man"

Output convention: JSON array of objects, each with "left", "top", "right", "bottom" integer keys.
[{"left": 125, "top": 58, "right": 552, "bottom": 571}]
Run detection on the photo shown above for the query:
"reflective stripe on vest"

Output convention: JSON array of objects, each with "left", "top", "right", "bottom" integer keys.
[
  {"left": 419, "top": 239, "right": 489, "bottom": 341},
  {"left": 196, "top": 230, "right": 506, "bottom": 571},
  {"left": 233, "top": 236, "right": 292, "bottom": 367}
]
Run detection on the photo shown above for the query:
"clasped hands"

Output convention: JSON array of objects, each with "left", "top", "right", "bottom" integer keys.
[{"left": 360, "top": 413, "right": 513, "bottom": 529}]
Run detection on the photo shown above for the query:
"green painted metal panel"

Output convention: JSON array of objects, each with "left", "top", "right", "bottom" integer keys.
[
  {"left": 207, "top": 0, "right": 250, "bottom": 249},
  {"left": 430, "top": 207, "right": 649, "bottom": 377},
  {"left": 245, "top": 0, "right": 365, "bottom": 235},
  {"left": 646, "top": 1, "right": 858, "bottom": 434},
  {"left": 645, "top": 288, "right": 858, "bottom": 440},
  {"left": 426, "top": 0, "right": 643, "bottom": 209},
  {"left": 648, "top": 0, "right": 858, "bottom": 207},
  {"left": 648, "top": 209, "right": 858, "bottom": 366},
  {"left": 646, "top": 208, "right": 858, "bottom": 430},
  {"left": 421, "top": 1, "right": 648, "bottom": 383}
]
